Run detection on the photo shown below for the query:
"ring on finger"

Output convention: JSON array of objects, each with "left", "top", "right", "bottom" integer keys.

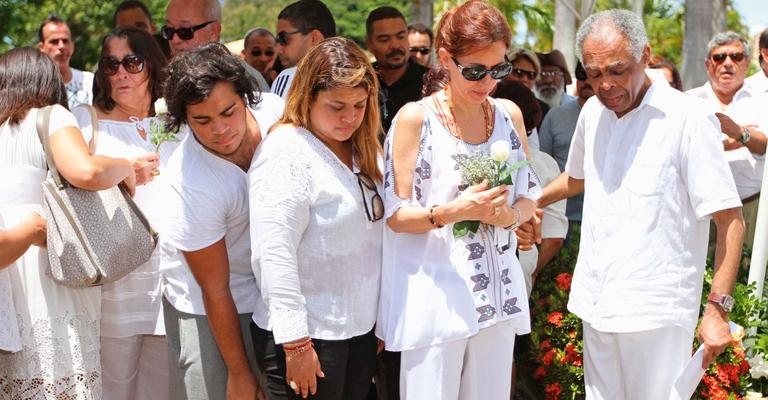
[
  {"left": 289, "top": 381, "right": 298, "bottom": 390},
  {"left": 494, "top": 207, "right": 500, "bottom": 216}
]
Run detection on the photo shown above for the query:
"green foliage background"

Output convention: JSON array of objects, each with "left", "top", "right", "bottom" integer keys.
[{"left": 0, "top": 0, "right": 751, "bottom": 73}]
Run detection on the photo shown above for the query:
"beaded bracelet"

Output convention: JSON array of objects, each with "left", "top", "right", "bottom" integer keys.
[
  {"left": 428, "top": 205, "right": 444, "bottom": 228},
  {"left": 283, "top": 338, "right": 311, "bottom": 351},
  {"left": 284, "top": 340, "right": 314, "bottom": 362}
]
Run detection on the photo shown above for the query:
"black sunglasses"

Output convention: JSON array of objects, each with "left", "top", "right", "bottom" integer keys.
[
  {"left": 410, "top": 46, "right": 430, "bottom": 55},
  {"left": 452, "top": 56, "right": 513, "bottom": 81},
  {"left": 161, "top": 20, "right": 215, "bottom": 41},
  {"left": 276, "top": 30, "right": 304, "bottom": 46},
  {"left": 100, "top": 54, "right": 145, "bottom": 76},
  {"left": 250, "top": 49, "right": 275, "bottom": 57},
  {"left": 511, "top": 67, "right": 537, "bottom": 80},
  {"left": 710, "top": 52, "right": 746, "bottom": 64},
  {"left": 356, "top": 172, "right": 384, "bottom": 222}
]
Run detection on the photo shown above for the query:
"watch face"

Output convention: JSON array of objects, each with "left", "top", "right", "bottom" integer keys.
[{"left": 722, "top": 296, "right": 735, "bottom": 312}]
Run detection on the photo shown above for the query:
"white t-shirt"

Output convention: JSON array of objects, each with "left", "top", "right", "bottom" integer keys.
[
  {"left": 160, "top": 94, "right": 284, "bottom": 315},
  {"left": 687, "top": 82, "right": 766, "bottom": 199},
  {"left": 66, "top": 68, "right": 94, "bottom": 109},
  {"left": 518, "top": 149, "right": 568, "bottom": 295},
  {"left": 565, "top": 83, "right": 741, "bottom": 335},
  {"left": 271, "top": 67, "right": 296, "bottom": 99},
  {"left": 73, "top": 107, "right": 185, "bottom": 336},
  {"left": 249, "top": 125, "right": 382, "bottom": 344},
  {"left": 746, "top": 71, "right": 768, "bottom": 94}
]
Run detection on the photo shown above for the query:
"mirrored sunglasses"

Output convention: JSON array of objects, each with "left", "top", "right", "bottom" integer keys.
[
  {"left": 452, "top": 56, "right": 513, "bottom": 81},
  {"left": 161, "top": 20, "right": 215, "bottom": 41},
  {"left": 100, "top": 54, "right": 145, "bottom": 76},
  {"left": 511, "top": 67, "right": 537, "bottom": 80}
]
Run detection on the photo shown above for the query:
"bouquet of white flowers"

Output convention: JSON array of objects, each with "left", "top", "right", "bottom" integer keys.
[{"left": 452, "top": 140, "right": 528, "bottom": 238}]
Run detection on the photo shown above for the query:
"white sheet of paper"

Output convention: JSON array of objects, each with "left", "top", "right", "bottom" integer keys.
[{"left": 670, "top": 344, "right": 706, "bottom": 400}]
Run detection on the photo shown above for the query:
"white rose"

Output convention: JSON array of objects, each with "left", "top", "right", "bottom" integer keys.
[
  {"left": 490, "top": 140, "right": 511, "bottom": 163},
  {"left": 749, "top": 353, "right": 768, "bottom": 379},
  {"left": 154, "top": 98, "right": 168, "bottom": 115}
]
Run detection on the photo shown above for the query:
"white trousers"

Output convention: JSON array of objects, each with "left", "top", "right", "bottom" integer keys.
[
  {"left": 399, "top": 322, "right": 516, "bottom": 400},
  {"left": 583, "top": 322, "right": 693, "bottom": 400},
  {"left": 101, "top": 334, "right": 170, "bottom": 400}
]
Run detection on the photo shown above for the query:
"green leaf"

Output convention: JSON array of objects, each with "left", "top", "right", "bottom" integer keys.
[
  {"left": 499, "top": 165, "right": 512, "bottom": 185},
  {"left": 453, "top": 220, "right": 481, "bottom": 238}
]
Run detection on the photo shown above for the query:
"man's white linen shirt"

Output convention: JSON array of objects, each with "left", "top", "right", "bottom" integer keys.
[
  {"left": 687, "top": 82, "right": 766, "bottom": 199},
  {"left": 160, "top": 94, "right": 284, "bottom": 315},
  {"left": 746, "top": 70, "right": 768, "bottom": 94},
  {"left": 564, "top": 83, "right": 741, "bottom": 335},
  {"left": 248, "top": 126, "right": 382, "bottom": 344}
]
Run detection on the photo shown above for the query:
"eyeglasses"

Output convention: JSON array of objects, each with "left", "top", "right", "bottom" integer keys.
[
  {"left": 452, "top": 56, "right": 513, "bottom": 81},
  {"left": 276, "top": 30, "right": 304, "bottom": 46},
  {"left": 161, "top": 20, "right": 215, "bottom": 41},
  {"left": 539, "top": 70, "right": 564, "bottom": 79},
  {"left": 710, "top": 52, "right": 746, "bottom": 64},
  {"left": 250, "top": 49, "right": 275, "bottom": 57},
  {"left": 100, "top": 54, "right": 145, "bottom": 76},
  {"left": 511, "top": 67, "right": 537, "bottom": 80},
  {"left": 356, "top": 172, "right": 384, "bottom": 222},
  {"left": 410, "top": 47, "right": 430, "bottom": 55}
]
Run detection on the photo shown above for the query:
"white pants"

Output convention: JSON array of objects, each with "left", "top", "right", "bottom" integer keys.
[
  {"left": 583, "top": 322, "right": 692, "bottom": 400},
  {"left": 400, "top": 322, "right": 516, "bottom": 400},
  {"left": 101, "top": 335, "right": 170, "bottom": 400}
]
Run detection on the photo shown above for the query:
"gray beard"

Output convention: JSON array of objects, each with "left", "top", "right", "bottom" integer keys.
[{"left": 535, "top": 86, "right": 564, "bottom": 109}]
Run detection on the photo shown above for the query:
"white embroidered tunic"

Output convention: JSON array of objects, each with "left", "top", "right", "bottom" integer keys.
[{"left": 377, "top": 97, "right": 541, "bottom": 352}]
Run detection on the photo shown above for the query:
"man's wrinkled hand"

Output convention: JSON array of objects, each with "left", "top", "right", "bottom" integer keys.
[
  {"left": 516, "top": 208, "right": 542, "bottom": 250},
  {"left": 698, "top": 304, "right": 731, "bottom": 368}
]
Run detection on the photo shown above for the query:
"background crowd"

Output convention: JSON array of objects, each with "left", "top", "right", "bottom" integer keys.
[{"left": 1, "top": 0, "right": 768, "bottom": 400}]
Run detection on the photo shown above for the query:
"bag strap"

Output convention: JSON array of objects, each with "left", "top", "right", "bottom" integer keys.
[
  {"left": 35, "top": 105, "right": 66, "bottom": 189},
  {"left": 82, "top": 104, "right": 100, "bottom": 155}
]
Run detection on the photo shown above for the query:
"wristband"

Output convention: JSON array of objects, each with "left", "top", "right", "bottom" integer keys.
[{"left": 429, "top": 205, "right": 445, "bottom": 228}]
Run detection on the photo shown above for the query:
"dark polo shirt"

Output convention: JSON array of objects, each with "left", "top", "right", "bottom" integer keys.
[{"left": 376, "top": 59, "right": 428, "bottom": 134}]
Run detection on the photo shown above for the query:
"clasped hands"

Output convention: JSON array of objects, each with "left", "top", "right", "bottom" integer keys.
[{"left": 450, "top": 180, "right": 513, "bottom": 226}]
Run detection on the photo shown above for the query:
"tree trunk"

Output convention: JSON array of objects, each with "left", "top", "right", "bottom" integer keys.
[
  {"left": 553, "top": 0, "right": 577, "bottom": 71},
  {"left": 411, "top": 0, "right": 434, "bottom": 28},
  {"left": 681, "top": 0, "right": 726, "bottom": 90}
]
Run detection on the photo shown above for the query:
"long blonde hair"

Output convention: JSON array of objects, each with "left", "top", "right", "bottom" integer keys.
[{"left": 280, "top": 37, "right": 383, "bottom": 182}]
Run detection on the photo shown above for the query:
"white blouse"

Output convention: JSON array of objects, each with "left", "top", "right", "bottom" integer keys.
[
  {"left": 74, "top": 107, "right": 185, "bottom": 337},
  {"left": 249, "top": 125, "right": 382, "bottom": 344}
]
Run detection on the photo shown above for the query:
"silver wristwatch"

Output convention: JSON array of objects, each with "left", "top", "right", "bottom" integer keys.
[{"left": 740, "top": 127, "right": 751, "bottom": 144}]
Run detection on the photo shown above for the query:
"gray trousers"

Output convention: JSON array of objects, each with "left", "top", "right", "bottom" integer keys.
[{"left": 163, "top": 297, "right": 262, "bottom": 400}]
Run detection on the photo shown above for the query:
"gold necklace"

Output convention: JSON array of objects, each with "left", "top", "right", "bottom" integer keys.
[{"left": 433, "top": 93, "right": 493, "bottom": 141}]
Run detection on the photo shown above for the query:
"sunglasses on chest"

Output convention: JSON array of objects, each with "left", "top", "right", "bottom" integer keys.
[{"left": 452, "top": 56, "right": 513, "bottom": 81}]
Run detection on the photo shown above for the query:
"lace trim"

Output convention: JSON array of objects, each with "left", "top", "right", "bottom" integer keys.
[{"left": 0, "top": 312, "right": 102, "bottom": 399}]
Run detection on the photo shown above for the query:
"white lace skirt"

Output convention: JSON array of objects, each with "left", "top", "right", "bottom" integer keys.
[{"left": 0, "top": 206, "right": 102, "bottom": 400}]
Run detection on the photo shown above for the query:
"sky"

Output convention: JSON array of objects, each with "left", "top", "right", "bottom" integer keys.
[{"left": 734, "top": 0, "right": 768, "bottom": 35}]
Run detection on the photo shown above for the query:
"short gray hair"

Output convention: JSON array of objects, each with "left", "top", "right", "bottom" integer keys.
[
  {"left": 706, "top": 31, "right": 750, "bottom": 60},
  {"left": 575, "top": 9, "right": 648, "bottom": 62}
]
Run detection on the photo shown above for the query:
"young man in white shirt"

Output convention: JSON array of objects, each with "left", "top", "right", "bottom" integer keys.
[
  {"left": 535, "top": 10, "right": 744, "bottom": 400},
  {"left": 271, "top": 0, "right": 336, "bottom": 98},
  {"left": 37, "top": 15, "right": 93, "bottom": 109},
  {"left": 160, "top": 43, "right": 284, "bottom": 400}
]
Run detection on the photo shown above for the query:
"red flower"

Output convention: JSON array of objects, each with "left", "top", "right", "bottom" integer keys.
[
  {"left": 544, "top": 383, "right": 563, "bottom": 400},
  {"left": 542, "top": 349, "right": 557, "bottom": 366},
  {"left": 539, "top": 340, "right": 551, "bottom": 351},
  {"left": 547, "top": 312, "right": 564, "bottom": 327},
  {"left": 562, "top": 343, "right": 581, "bottom": 366},
  {"left": 555, "top": 273, "right": 572, "bottom": 291},
  {"left": 533, "top": 366, "right": 547, "bottom": 380}
]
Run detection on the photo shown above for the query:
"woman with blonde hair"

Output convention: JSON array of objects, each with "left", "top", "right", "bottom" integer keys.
[
  {"left": 378, "top": 1, "right": 540, "bottom": 398},
  {"left": 249, "top": 36, "right": 383, "bottom": 399}
]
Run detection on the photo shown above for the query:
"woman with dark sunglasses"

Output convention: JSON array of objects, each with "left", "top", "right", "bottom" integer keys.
[
  {"left": 378, "top": 1, "right": 540, "bottom": 398},
  {"left": 248, "top": 37, "right": 383, "bottom": 399},
  {"left": 72, "top": 27, "right": 175, "bottom": 400}
]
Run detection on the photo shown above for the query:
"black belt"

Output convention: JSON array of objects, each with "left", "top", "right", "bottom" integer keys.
[{"left": 743, "top": 192, "right": 761, "bottom": 205}]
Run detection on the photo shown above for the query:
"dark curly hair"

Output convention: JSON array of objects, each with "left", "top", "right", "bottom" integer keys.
[
  {"left": 94, "top": 27, "right": 167, "bottom": 113},
  {"left": 163, "top": 42, "right": 262, "bottom": 132}
]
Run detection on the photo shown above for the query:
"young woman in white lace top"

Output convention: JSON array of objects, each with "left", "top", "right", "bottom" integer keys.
[
  {"left": 378, "top": 2, "right": 540, "bottom": 399},
  {"left": 249, "top": 37, "right": 383, "bottom": 399}
]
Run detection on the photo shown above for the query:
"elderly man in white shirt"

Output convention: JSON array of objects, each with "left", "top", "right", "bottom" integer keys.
[
  {"left": 687, "top": 31, "right": 768, "bottom": 249},
  {"left": 535, "top": 10, "right": 744, "bottom": 400}
]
